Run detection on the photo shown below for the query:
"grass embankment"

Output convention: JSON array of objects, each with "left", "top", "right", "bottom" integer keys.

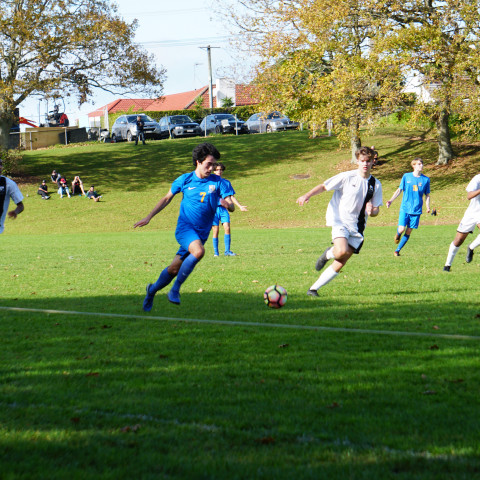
[{"left": 9, "top": 127, "right": 480, "bottom": 236}]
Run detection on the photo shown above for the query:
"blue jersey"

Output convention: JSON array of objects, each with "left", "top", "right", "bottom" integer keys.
[
  {"left": 217, "top": 178, "right": 236, "bottom": 206},
  {"left": 171, "top": 171, "right": 234, "bottom": 239},
  {"left": 399, "top": 172, "right": 430, "bottom": 215}
]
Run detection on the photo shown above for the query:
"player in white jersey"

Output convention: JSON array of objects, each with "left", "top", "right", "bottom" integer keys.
[
  {"left": 296, "top": 147, "right": 383, "bottom": 296},
  {"left": 0, "top": 159, "right": 24, "bottom": 234},
  {"left": 443, "top": 174, "right": 480, "bottom": 271}
]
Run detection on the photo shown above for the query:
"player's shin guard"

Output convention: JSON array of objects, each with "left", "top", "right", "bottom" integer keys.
[
  {"left": 445, "top": 242, "right": 459, "bottom": 266},
  {"left": 397, "top": 234, "right": 410, "bottom": 252},
  {"left": 170, "top": 254, "right": 199, "bottom": 293},
  {"left": 310, "top": 265, "right": 338, "bottom": 291},
  {"left": 213, "top": 237, "right": 219, "bottom": 256},
  {"left": 224, "top": 234, "right": 231, "bottom": 253},
  {"left": 151, "top": 267, "right": 175, "bottom": 293}
]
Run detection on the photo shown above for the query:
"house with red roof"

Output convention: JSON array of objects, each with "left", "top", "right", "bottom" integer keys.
[{"left": 88, "top": 79, "right": 259, "bottom": 127}]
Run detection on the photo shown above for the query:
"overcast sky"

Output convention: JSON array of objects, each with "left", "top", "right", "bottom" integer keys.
[{"left": 19, "top": 0, "right": 250, "bottom": 126}]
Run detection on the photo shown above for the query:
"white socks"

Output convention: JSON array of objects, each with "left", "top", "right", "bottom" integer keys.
[
  {"left": 326, "top": 247, "right": 335, "bottom": 260},
  {"left": 468, "top": 234, "right": 480, "bottom": 251},
  {"left": 445, "top": 242, "right": 459, "bottom": 267},
  {"left": 310, "top": 265, "right": 338, "bottom": 291}
]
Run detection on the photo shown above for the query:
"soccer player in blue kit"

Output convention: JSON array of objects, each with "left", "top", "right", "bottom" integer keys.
[
  {"left": 134, "top": 143, "right": 235, "bottom": 309},
  {"left": 386, "top": 158, "right": 430, "bottom": 256},
  {"left": 211, "top": 162, "right": 247, "bottom": 257}
]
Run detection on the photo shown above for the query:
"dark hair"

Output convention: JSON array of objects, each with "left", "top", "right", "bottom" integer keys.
[
  {"left": 355, "top": 146, "right": 374, "bottom": 159},
  {"left": 215, "top": 162, "right": 225, "bottom": 171},
  {"left": 192, "top": 142, "right": 220, "bottom": 167}
]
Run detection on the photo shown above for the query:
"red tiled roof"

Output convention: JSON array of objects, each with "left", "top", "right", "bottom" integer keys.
[
  {"left": 235, "top": 85, "right": 260, "bottom": 106},
  {"left": 148, "top": 87, "right": 209, "bottom": 111},
  {"left": 88, "top": 83, "right": 258, "bottom": 117},
  {"left": 88, "top": 99, "right": 155, "bottom": 117}
]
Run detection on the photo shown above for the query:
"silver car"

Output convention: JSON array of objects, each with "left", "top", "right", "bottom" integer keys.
[
  {"left": 246, "top": 111, "right": 299, "bottom": 133},
  {"left": 111, "top": 114, "right": 161, "bottom": 142},
  {"left": 158, "top": 115, "right": 201, "bottom": 139}
]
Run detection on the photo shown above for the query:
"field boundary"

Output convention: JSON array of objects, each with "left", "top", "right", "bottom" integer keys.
[{"left": 1, "top": 306, "right": 479, "bottom": 341}]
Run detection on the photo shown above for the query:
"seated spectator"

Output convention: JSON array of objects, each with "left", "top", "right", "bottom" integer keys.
[
  {"left": 71, "top": 175, "right": 86, "bottom": 196},
  {"left": 370, "top": 146, "right": 379, "bottom": 166},
  {"left": 51, "top": 169, "right": 62, "bottom": 186},
  {"left": 57, "top": 178, "right": 71, "bottom": 198},
  {"left": 87, "top": 185, "right": 102, "bottom": 202},
  {"left": 37, "top": 180, "right": 50, "bottom": 199}
]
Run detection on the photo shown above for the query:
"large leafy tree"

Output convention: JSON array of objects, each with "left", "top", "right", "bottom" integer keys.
[
  {"left": 0, "top": 0, "right": 165, "bottom": 148},
  {"left": 221, "top": 0, "right": 404, "bottom": 160},
  {"left": 374, "top": 0, "right": 480, "bottom": 165}
]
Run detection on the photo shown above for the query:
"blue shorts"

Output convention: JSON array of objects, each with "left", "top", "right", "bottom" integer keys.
[
  {"left": 398, "top": 211, "right": 420, "bottom": 229},
  {"left": 175, "top": 225, "right": 208, "bottom": 259},
  {"left": 212, "top": 207, "right": 230, "bottom": 226}
]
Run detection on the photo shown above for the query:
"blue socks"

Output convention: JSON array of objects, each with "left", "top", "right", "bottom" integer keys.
[
  {"left": 396, "top": 234, "right": 410, "bottom": 253},
  {"left": 213, "top": 237, "right": 219, "bottom": 256},
  {"left": 170, "top": 254, "right": 199, "bottom": 294},
  {"left": 224, "top": 234, "right": 231, "bottom": 253},
  {"left": 151, "top": 267, "right": 175, "bottom": 293}
]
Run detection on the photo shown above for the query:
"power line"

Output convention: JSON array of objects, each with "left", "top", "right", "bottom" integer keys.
[
  {"left": 120, "top": 7, "right": 208, "bottom": 17},
  {"left": 140, "top": 36, "right": 231, "bottom": 48}
]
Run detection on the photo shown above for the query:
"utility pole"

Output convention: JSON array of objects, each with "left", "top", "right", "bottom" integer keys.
[{"left": 200, "top": 45, "right": 220, "bottom": 110}]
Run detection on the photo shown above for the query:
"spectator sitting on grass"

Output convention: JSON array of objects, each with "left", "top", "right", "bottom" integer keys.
[
  {"left": 57, "top": 178, "right": 71, "bottom": 198},
  {"left": 51, "top": 169, "right": 62, "bottom": 186},
  {"left": 37, "top": 180, "right": 50, "bottom": 199},
  {"left": 87, "top": 185, "right": 102, "bottom": 202},
  {"left": 72, "top": 175, "right": 86, "bottom": 196}
]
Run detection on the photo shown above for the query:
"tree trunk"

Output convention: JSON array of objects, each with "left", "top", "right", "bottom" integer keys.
[
  {"left": 350, "top": 119, "right": 361, "bottom": 163},
  {"left": 436, "top": 109, "right": 454, "bottom": 165},
  {"left": 0, "top": 107, "right": 15, "bottom": 150}
]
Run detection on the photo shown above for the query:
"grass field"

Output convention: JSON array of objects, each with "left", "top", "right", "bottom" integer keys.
[{"left": 1, "top": 129, "right": 480, "bottom": 479}]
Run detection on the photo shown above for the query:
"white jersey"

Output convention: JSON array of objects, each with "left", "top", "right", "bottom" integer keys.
[
  {"left": 324, "top": 170, "right": 383, "bottom": 232},
  {"left": 0, "top": 176, "right": 24, "bottom": 234},
  {"left": 464, "top": 174, "right": 480, "bottom": 220}
]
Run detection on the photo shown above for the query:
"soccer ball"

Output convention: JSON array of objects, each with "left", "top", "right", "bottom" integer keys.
[{"left": 264, "top": 285, "right": 287, "bottom": 309}]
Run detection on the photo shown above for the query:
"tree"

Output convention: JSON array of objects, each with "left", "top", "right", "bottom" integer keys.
[
  {"left": 0, "top": 0, "right": 166, "bottom": 148},
  {"left": 374, "top": 0, "right": 480, "bottom": 164},
  {"left": 219, "top": 0, "right": 405, "bottom": 161}
]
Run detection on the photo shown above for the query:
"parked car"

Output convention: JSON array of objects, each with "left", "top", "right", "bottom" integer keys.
[
  {"left": 245, "top": 112, "right": 299, "bottom": 133},
  {"left": 158, "top": 115, "right": 202, "bottom": 139},
  {"left": 111, "top": 114, "right": 161, "bottom": 142},
  {"left": 199, "top": 113, "right": 248, "bottom": 135}
]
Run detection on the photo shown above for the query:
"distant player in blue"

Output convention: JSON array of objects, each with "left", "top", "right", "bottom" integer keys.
[
  {"left": 211, "top": 162, "right": 247, "bottom": 257},
  {"left": 134, "top": 143, "right": 235, "bottom": 309},
  {"left": 386, "top": 158, "right": 431, "bottom": 256}
]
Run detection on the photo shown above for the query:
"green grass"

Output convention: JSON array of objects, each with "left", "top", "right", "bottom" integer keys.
[{"left": 2, "top": 130, "right": 480, "bottom": 479}]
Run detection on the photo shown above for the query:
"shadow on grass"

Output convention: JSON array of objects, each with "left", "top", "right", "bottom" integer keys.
[
  {"left": 1, "top": 292, "right": 479, "bottom": 478},
  {"left": 20, "top": 131, "right": 331, "bottom": 193},
  {"left": 2, "top": 288, "right": 479, "bottom": 336}
]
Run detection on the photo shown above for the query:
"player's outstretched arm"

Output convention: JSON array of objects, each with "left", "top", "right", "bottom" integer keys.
[
  {"left": 220, "top": 196, "right": 235, "bottom": 213},
  {"left": 134, "top": 190, "right": 174, "bottom": 228},
  {"left": 296, "top": 184, "right": 327, "bottom": 206},
  {"left": 386, "top": 188, "right": 402, "bottom": 208},
  {"left": 231, "top": 196, "right": 247, "bottom": 211},
  {"left": 8, "top": 201, "right": 24, "bottom": 220},
  {"left": 467, "top": 187, "right": 480, "bottom": 201}
]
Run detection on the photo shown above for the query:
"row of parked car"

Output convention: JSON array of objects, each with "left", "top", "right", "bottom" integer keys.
[{"left": 109, "top": 112, "right": 299, "bottom": 142}]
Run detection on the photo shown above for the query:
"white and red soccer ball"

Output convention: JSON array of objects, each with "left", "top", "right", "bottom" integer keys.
[{"left": 264, "top": 285, "right": 287, "bottom": 309}]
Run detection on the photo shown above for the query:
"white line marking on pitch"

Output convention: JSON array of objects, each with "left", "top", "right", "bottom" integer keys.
[{"left": 0, "top": 306, "right": 479, "bottom": 341}]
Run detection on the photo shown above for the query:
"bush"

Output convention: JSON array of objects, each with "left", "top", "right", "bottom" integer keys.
[{"left": 0, "top": 148, "right": 22, "bottom": 175}]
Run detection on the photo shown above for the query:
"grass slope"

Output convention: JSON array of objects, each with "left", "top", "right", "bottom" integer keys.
[{"left": 9, "top": 127, "right": 480, "bottom": 235}]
